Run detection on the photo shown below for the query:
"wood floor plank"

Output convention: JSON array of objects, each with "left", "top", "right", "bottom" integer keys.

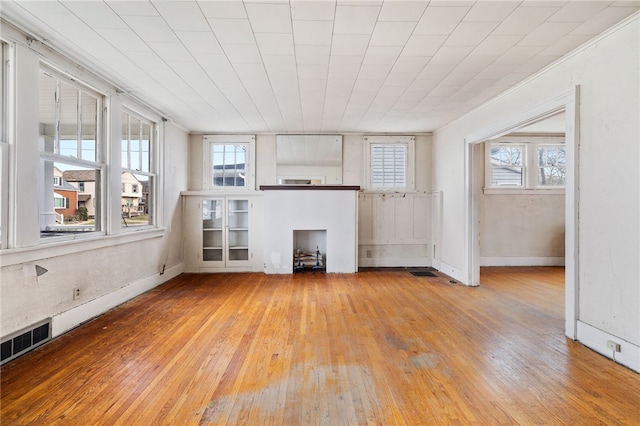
[{"left": 2, "top": 267, "right": 640, "bottom": 425}]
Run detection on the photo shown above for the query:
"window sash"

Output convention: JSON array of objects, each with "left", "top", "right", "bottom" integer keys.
[
  {"left": 371, "top": 144, "right": 407, "bottom": 189},
  {"left": 209, "top": 143, "right": 248, "bottom": 189}
]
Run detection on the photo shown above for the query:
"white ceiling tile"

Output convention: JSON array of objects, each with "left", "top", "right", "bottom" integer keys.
[
  {"left": 517, "top": 22, "right": 581, "bottom": 46},
  {"left": 255, "top": 33, "right": 295, "bottom": 55},
  {"left": 571, "top": 6, "right": 640, "bottom": 35},
  {"left": 208, "top": 19, "right": 255, "bottom": 44},
  {"left": 197, "top": 1, "right": 247, "bottom": 19},
  {"left": 96, "top": 28, "right": 151, "bottom": 53},
  {"left": 493, "top": 7, "right": 560, "bottom": 35},
  {"left": 263, "top": 55, "right": 297, "bottom": 73},
  {"left": 195, "top": 53, "right": 235, "bottom": 74},
  {"left": 407, "top": 79, "right": 439, "bottom": 93},
  {"left": 245, "top": 3, "right": 292, "bottom": 33},
  {"left": 370, "top": 22, "right": 415, "bottom": 46},
  {"left": 154, "top": 1, "right": 210, "bottom": 32},
  {"left": 494, "top": 46, "right": 546, "bottom": 65},
  {"left": 358, "top": 64, "right": 393, "bottom": 79},
  {"left": 327, "top": 72, "right": 359, "bottom": 87},
  {"left": 176, "top": 32, "right": 224, "bottom": 55},
  {"left": 149, "top": 42, "right": 194, "bottom": 62},
  {"left": 334, "top": 5, "right": 381, "bottom": 34},
  {"left": 329, "top": 55, "right": 364, "bottom": 73},
  {"left": 538, "top": 34, "right": 594, "bottom": 56},
  {"left": 106, "top": 1, "right": 159, "bottom": 16},
  {"left": 428, "top": 45, "right": 474, "bottom": 65},
  {"left": 453, "top": 55, "right": 498, "bottom": 74},
  {"left": 414, "top": 6, "right": 470, "bottom": 35},
  {"left": 223, "top": 44, "right": 262, "bottom": 64},
  {"left": 63, "top": 1, "right": 127, "bottom": 29},
  {"left": 290, "top": 1, "right": 336, "bottom": 21},
  {"left": 416, "top": 64, "right": 457, "bottom": 80},
  {"left": 292, "top": 20, "right": 334, "bottom": 45},
  {"left": 383, "top": 71, "right": 418, "bottom": 87},
  {"left": 548, "top": 1, "right": 609, "bottom": 22},
  {"left": 402, "top": 35, "right": 447, "bottom": 56},
  {"left": 392, "top": 56, "right": 430, "bottom": 73},
  {"left": 353, "top": 78, "right": 384, "bottom": 93},
  {"left": 463, "top": 2, "right": 519, "bottom": 22},
  {"left": 471, "top": 35, "right": 523, "bottom": 57},
  {"left": 515, "top": 55, "right": 561, "bottom": 73},
  {"left": 378, "top": 2, "right": 428, "bottom": 22},
  {"left": 444, "top": 22, "right": 498, "bottom": 47},
  {"left": 298, "top": 63, "right": 329, "bottom": 80},
  {"left": 332, "top": 35, "right": 370, "bottom": 56},
  {"left": 295, "top": 45, "right": 331, "bottom": 64},
  {"left": 363, "top": 46, "right": 403, "bottom": 65},
  {"left": 122, "top": 16, "right": 179, "bottom": 43}
]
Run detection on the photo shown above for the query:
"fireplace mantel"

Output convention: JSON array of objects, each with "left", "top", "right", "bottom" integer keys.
[{"left": 262, "top": 187, "right": 359, "bottom": 274}]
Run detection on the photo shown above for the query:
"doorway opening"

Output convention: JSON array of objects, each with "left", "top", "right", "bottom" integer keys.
[{"left": 465, "top": 88, "right": 579, "bottom": 339}]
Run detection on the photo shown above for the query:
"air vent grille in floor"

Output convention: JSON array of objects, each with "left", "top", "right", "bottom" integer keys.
[
  {"left": 1, "top": 320, "right": 51, "bottom": 365},
  {"left": 410, "top": 271, "right": 438, "bottom": 277}
]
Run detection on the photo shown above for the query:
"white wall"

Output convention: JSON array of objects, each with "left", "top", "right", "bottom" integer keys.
[
  {"left": 432, "top": 17, "right": 639, "bottom": 365},
  {"left": 0, "top": 34, "right": 189, "bottom": 339}
]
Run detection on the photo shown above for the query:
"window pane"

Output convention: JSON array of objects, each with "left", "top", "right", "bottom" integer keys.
[
  {"left": 130, "top": 139, "right": 140, "bottom": 171},
  {"left": 41, "top": 161, "right": 99, "bottom": 237},
  {"left": 121, "top": 113, "right": 129, "bottom": 169},
  {"left": 39, "top": 72, "right": 57, "bottom": 152},
  {"left": 490, "top": 145, "right": 524, "bottom": 187},
  {"left": 121, "top": 172, "right": 150, "bottom": 228},
  {"left": 537, "top": 145, "right": 565, "bottom": 187},
  {"left": 211, "top": 143, "right": 248, "bottom": 188},
  {"left": 80, "top": 92, "right": 97, "bottom": 161},
  {"left": 141, "top": 122, "right": 150, "bottom": 172},
  {"left": 59, "top": 82, "right": 79, "bottom": 157},
  {"left": 371, "top": 144, "right": 406, "bottom": 188}
]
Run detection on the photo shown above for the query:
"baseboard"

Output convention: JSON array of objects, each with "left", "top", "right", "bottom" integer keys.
[
  {"left": 576, "top": 321, "right": 640, "bottom": 373},
  {"left": 438, "top": 261, "right": 468, "bottom": 286},
  {"left": 52, "top": 263, "right": 184, "bottom": 337},
  {"left": 358, "top": 257, "right": 430, "bottom": 268},
  {"left": 480, "top": 256, "right": 565, "bottom": 266}
]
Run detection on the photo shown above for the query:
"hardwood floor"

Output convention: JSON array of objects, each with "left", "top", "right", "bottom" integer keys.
[{"left": 2, "top": 267, "right": 639, "bottom": 425}]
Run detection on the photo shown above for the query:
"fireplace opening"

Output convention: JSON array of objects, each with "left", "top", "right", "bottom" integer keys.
[{"left": 293, "top": 230, "right": 326, "bottom": 273}]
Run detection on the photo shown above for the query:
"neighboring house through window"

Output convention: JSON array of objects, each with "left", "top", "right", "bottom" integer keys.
[{"left": 204, "top": 135, "right": 255, "bottom": 190}]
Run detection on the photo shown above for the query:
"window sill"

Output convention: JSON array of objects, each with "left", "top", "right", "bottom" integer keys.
[
  {"left": 483, "top": 188, "right": 565, "bottom": 195},
  {"left": 1, "top": 228, "right": 165, "bottom": 267}
]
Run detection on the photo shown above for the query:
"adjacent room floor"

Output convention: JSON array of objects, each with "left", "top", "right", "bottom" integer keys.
[{"left": 2, "top": 267, "right": 638, "bottom": 425}]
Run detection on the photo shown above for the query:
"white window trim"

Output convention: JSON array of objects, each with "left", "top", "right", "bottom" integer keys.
[
  {"left": 120, "top": 108, "right": 158, "bottom": 231},
  {"left": 484, "top": 136, "right": 565, "bottom": 194},
  {"left": 203, "top": 135, "right": 255, "bottom": 191},
  {"left": 364, "top": 135, "right": 415, "bottom": 192}
]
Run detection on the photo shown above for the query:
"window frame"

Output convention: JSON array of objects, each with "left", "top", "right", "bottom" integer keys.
[
  {"left": 120, "top": 109, "right": 158, "bottom": 230},
  {"left": 38, "top": 65, "right": 105, "bottom": 241},
  {"left": 484, "top": 136, "right": 566, "bottom": 194},
  {"left": 364, "top": 135, "right": 415, "bottom": 192},
  {"left": 0, "top": 39, "right": 12, "bottom": 249},
  {"left": 203, "top": 135, "right": 255, "bottom": 191}
]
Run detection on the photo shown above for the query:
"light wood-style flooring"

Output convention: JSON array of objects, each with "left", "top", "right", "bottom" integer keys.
[{"left": 2, "top": 267, "right": 639, "bottom": 425}]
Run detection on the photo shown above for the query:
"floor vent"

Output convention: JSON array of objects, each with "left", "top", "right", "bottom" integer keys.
[
  {"left": 1, "top": 319, "right": 51, "bottom": 366},
  {"left": 410, "top": 271, "right": 438, "bottom": 277}
]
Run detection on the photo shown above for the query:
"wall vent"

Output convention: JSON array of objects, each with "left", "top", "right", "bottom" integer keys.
[{"left": 1, "top": 319, "right": 51, "bottom": 366}]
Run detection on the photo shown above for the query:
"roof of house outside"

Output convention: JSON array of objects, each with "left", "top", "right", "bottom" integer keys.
[{"left": 63, "top": 170, "right": 97, "bottom": 182}]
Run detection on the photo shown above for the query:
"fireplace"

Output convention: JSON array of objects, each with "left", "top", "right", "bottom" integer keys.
[
  {"left": 293, "top": 230, "right": 326, "bottom": 272},
  {"left": 261, "top": 185, "right": 359, "bottom": 274}
]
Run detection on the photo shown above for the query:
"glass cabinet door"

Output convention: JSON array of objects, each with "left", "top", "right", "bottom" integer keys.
[
  {"left": 227, "top": 199, "right": 249, "bottom": 262},
  {"left": 202, "top": 199, "right": 223, "bottom": 262}
]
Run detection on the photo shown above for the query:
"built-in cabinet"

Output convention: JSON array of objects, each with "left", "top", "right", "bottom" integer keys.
[{"left": 183, "top": 193, "right": 262, "bottom": 272}]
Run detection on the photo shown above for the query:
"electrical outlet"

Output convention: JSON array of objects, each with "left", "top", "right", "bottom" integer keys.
[
  {"left": 606, "top": 340, "right": 621, "bottom": 352},
  {"left": 366, "top": 250, "right": 372, "bottom": 258},
  {"left": 73, "top": 288, "right": 81, "bottom": 300}
]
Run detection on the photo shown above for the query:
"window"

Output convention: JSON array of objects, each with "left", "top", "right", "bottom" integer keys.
[
  {"left": 121, "top": 111, "right": 155, "bottom": 228},
  {"left": 364, "top": 136, "right": 415, "bottom": 191},
  {"left": 204, "top": 135, "right": 255, "bottom": 190},
  {"left": 486, "top": 137, "right": 565, "bottom": 191},
  {"left": 39, "top": 68, "right": 103, "bottom": 238},
  {"left": 0, "top": 40, "right": 10, "bottom": 248},
  {"left": 54, "top": 196, "right": 69, "bottom": 209}
]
